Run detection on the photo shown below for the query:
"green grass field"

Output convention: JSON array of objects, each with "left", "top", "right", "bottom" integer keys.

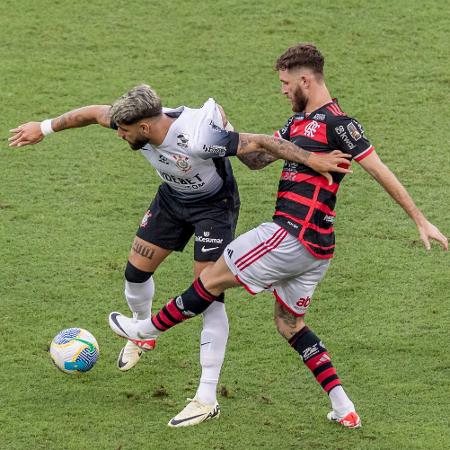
[{"left": 1, "top": 1, "right": 450, "bottom": 449}]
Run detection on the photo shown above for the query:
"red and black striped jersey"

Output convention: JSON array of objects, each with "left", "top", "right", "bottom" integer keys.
[{"left": 273, "top": 99, "right": 374, "bottom": 259}]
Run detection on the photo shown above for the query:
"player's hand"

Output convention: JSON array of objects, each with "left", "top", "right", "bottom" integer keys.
[
  {"left": 418, "top": 220, "right": 448, "bottom": 251},
  {"left": 8, "top": 122, "right": 44, "bottom": 147},
  {"left": 308, "top": 150, "right": 353, "bottom": 185}
]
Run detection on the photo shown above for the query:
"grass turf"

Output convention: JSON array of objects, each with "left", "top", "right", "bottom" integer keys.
[{"left": 1, "top": 1, "right": 449, "bottom": 449}]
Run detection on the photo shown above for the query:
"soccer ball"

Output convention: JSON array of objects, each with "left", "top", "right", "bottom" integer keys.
[{"left": 50, "top": 328, "right": 99, "bottom": 374}]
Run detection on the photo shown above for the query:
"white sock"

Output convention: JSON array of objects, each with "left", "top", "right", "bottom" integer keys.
[
  {"left": 195, "top": 302, "right": 229, "bottom": 405},
  {"left": 125, "top": 277, "right": 155, "bottom": 320},
  {"left": 328, "top": 385, "right": 355, "bottom": 417}
]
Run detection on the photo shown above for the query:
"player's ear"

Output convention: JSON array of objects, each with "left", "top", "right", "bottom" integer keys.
[
  {"left": 300, "top": 74, "right": 310, "bottom": 88},
  {"left": 139, "top": 121, "right": 151, "bottom": 135}
]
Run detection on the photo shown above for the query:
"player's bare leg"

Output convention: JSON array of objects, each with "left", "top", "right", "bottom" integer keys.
[
  {"left": 274, "top": 302, "right": 361, "bottom": 429},
  {"left": 116, "top": 237, "right": 172, "bottom": 371}
]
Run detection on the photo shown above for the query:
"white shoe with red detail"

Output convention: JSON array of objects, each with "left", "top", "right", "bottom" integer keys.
[
  {"left": 327, "top": 410, "right": 361, "bottom": 429},
  {"left": 117, "top": 339, "right": 156, "bottom": 372},
  {"left": 109, "top": 311, "right": 157, "bottom": 347}
]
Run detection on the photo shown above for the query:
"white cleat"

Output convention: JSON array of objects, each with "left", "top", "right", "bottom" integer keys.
[
  {"left": 109, "top": 312, "right": 157, "bottom": 350},
  {"left": 168, "top": 397, "right": 220, "bottom": 427},
  {"left": 327, "top": 410, "right": 361, "bottom": 429},
  {"left": 117, "top": 340, "right": 145, "bottom": 372}
]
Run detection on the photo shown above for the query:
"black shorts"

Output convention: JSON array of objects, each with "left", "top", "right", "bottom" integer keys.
[{"left": 136, "top": 185, "right": 240, "bottom": 262}]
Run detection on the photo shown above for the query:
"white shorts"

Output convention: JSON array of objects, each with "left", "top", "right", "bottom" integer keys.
[{"left": 224, "top": 222, "right": 330, "bottom": 316}]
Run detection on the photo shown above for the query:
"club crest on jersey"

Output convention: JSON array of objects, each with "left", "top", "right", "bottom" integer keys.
[
  {"left": 177, "top": 133, "right": 189, "bottom": 149},
  {"left": 304, "top": 120, "right": 321, "bottom": 137},
  {"left": 140, "top": 210, "right": 152, "bottom": 228},
  {"left": 172, "top": 155, "right": 191, "bottom": 172}
]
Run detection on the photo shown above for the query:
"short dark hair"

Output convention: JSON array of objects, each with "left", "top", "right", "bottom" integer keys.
[{"left": 275, "top": 43, "right": 324, "bottom": 75}]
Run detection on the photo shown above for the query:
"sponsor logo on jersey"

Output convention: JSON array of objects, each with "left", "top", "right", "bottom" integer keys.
[
  {"left": 177, "top": 133, "right": 189, "bottom": 148},
  {"left": 158, "top": 155, "right": 169, "bottom": 165},
  {"left": 140, "top": 210, "right": 152, "bottom": 228},
  {"left": 312, "top": 113, "right": 326, "bottom": 121},
  {"left": 347, "top": 122, "right": 362, "bottom": 141},
  {"left": 203, "top": 144, "right": 227, "bottom": 157},
  {"left": 208, "top": 120, "right": 223, "bottom": 132},
  {"left": 304, "top": 120, "right": 321, "bottom": 138},
  {"left": 284, "top": 161, "right": 300, "bottom": 171},
  {"left": 227, "top": 248, "right": 234, "bottom": 258},
  {"left": 323, "top": 215, "right": 335, "bottom": 224},
  {"left": 287, "top": 220, "right": 299, "bottom": 229},
  {"left": 334, "top": 125, "right": 356, "bottom": 150},
  {"left": 172, "top": 154, "right": 191, "bottom": 172},
  {"left": 159, "top": 172, "right": 205, "bottom": 189}
]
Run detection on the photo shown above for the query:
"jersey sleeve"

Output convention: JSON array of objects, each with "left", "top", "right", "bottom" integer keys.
[
  {"left": 191, "top": 99, "right": 239, "bottom": 159},
  {"left": 274, "top": 116, "right": 294, "bottom": 140},
  {"left": 330, "top": 116, "right": 374, "bottom": 161}
]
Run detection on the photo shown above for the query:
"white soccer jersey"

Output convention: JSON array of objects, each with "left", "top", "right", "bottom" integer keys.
[{"left": 138, "top": 98, "right": 238, "bottom": 200}]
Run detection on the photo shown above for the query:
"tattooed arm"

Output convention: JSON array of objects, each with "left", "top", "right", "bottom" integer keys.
[
  {"left": 9, "top": 105, "right": 111, "bottom": 148},
  {"left": 237, "top": 151, "right": 278, "bottom": 170},
  {"left": 236, "top": 133, "right": 352, "bottom": 183}
]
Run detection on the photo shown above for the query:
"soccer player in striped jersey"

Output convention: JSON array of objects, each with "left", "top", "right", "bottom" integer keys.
[
  {"left": 9, "top": 83, "right": 350, "bottom": 427},
  {"left": 109, "top": 44, "right": 448, "bottom": 429}
]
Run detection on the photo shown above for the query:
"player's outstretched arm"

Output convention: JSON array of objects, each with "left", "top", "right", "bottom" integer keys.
[
  {"left": 358, "top": 151, "right": 448, "bottom": 251},
  {"left": 237, "top": 151, "right": 278, "bottom": 170},
  {"left": 9, "top": 105, "right": 112, "bottom": 148},
  {"left": 237, "top": 133, "right": 352, "bottom": 184}
]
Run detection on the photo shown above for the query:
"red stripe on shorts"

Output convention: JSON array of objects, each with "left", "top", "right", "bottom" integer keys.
[
  {"left": 237, "top": 229, "right": 287, "bottom": 271},
  {"left": 236, "top": 228, "right": 287, "bottom": 271},
  {"left": 235, "top": 227, "right": 285, "bottom": 267}
]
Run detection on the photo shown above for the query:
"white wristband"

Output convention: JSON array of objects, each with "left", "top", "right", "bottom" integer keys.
[{"left": 40, "top": 119, "right": 54, "bottom": 136}]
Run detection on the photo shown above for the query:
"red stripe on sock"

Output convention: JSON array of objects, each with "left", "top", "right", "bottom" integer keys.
[
  {"left": 166, "top": 299, "right": 186, "bottom": 322},
  {"left": 151, "top": 315, "right": 169, "bottom": 331},
  {"left": 193, "top": 279, "right": 215, "bottom": 302},
  {"left": 158, "top": 309, "right": 177, "bottom": 327},
  {"left": 316, "top": 367, "right": 337, "bottom": 384},
  {"left": 324, "top": 378, "right": 341, "bottom": 393},
  {"left": 305, "top": 351, "right": 331, "bottom": 370}
]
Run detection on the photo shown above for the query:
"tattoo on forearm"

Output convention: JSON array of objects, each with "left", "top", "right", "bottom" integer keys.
[
  {"left": 132, "top": 242, "right": 155, "bottom": 260},
  {"left": 239, "top": 135, "right": 250, "bottom": 149},
  {"left": 237, "top": 151, "right": 276, "bottom": 169},
  {"left": 53, "top": 107, "right": 101, "bottom": 131},
  {"left": 239, "top": 133, "right": 311, "bottom": 166},
  {"left": 260, "top": 135, "right": 311, "bottom": 164},
  {"left": 53, "top": 114, "right": 69, "bottom": 131}
]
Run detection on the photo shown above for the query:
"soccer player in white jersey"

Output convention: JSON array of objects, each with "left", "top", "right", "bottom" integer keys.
[
  {"left": 107, "top": 45, "right": 448, "bottom": 429},
  {"left": 9, "top": 84, "right": 351, "bottom": 427}
]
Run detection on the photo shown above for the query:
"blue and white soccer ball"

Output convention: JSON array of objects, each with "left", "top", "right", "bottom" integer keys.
[{"left": 50, "top": 328, "right": 99, "bottom": 374}]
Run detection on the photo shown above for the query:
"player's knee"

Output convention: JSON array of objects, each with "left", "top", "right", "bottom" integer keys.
[
  {"left": 124, "top": 261, "right": 153, "bottom": 283},
  {"left": 274, "top": 304, "right": 305, "bottom": 340}
]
